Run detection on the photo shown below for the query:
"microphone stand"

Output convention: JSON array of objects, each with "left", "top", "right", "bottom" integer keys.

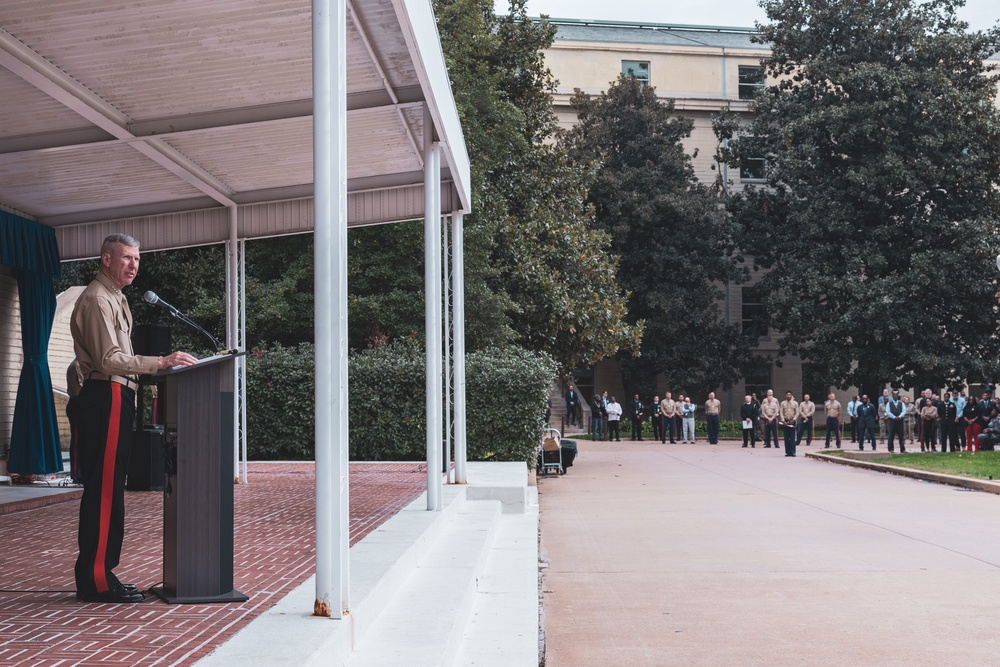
[{"left": 163, "top": 309, "right": 223, "bottom": 353}]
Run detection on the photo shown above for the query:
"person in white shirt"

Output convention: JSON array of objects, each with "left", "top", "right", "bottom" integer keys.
[
  {"left": 606, "top": 396, "right": 623, "bottom": 442},
  {"left": 847, "top": 395, "right": 861, "bottom": 443}
]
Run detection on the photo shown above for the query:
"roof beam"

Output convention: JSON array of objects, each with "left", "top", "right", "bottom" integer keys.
[{"left": 0, "top": 98, "right": 425, "bottom": 156}]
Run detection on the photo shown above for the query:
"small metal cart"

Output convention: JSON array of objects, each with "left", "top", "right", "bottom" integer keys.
[{"left": 539, "top": 427, "right": 564, "bottom": 476}]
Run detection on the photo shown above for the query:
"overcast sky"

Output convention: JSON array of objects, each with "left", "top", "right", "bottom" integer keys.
[{"left": 492, "top": 0, "right": 998, "bottom": 31}]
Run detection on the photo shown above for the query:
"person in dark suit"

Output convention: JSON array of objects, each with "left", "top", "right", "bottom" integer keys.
[
  {"left": 856, "top": 395, "right": 878, "bottom": 451},
  {"left": 740, "top": 395, "right": 757, "bottom": 448},
  {"left": 650, "top": 395, "right": 662, "bottom": 442},
  {"left": 630, "top": 394, "right": 645, "bottom": 441},
  {"left": 565, "top": 384, "right": 579, "bottom": 426}
]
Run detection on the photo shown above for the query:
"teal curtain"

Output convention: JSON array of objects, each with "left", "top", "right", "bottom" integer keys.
[{"left": 1, "top": 212, "right": 62, "bottom": 475}]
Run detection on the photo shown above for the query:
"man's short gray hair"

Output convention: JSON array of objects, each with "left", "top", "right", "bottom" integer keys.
[{"left": 101, "top": 233, "right": 140, "bottom": 256}]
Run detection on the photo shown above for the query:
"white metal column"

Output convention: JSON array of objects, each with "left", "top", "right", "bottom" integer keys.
[
  {"left": 313, "top": 0, "right": 349, "bottom": 618},
  {"left": 225, "top": 207, "right": 247, "bottom": 483},
  {"left": 443, "top": 215, "right": 451, "bottom": 482},
  {"left": 425, "top": 124, "right": 443, "bottom": 511},
  {"left": 237, "top": 239, "right": 247, "bottom": 484},
  {"left": 452, "top": 212, "right": 468, "bottom": 483}
]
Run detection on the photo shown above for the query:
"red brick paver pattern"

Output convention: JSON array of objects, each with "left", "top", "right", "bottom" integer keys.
[{"left": 0, "top": 462, "right": 426, "bottom": 666}]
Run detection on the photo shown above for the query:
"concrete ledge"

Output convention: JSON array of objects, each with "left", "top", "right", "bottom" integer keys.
[
  {"left": 465, "top": 461, "right": 529, "bottom": 514},
  {"left": 840, "top": 450, "right": 892, "bottom": 460},
  {"left": 806, "top": 451, "right": 1000, "bottom": 495}
]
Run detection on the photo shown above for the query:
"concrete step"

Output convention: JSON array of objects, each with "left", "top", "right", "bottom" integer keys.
[
  {"left": 345, "top": 499, "right": 503, "bottom": 667},
  {"left": 453, "top": 487, "right": 540, "bottom": 666},
  {"left": 197, "top": 485, "right": 468, "bottom": 667}
]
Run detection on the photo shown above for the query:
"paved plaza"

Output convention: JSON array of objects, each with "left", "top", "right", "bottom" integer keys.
[
  {"left": 539, "top": 440, "right": 1000, "bottom": 666},
  {"left": 0, "top": 463, "right": 426, "bottom": 666}
]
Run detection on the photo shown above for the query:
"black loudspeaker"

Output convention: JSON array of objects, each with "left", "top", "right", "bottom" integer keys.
[
  {"left": 127, "top": 429, "right": 165, "bottom": 491},
  {"left": 133, "top": 323, "right": 171, "bottom": 356}
]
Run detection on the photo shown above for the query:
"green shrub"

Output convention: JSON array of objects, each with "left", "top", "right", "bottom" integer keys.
[
  {"left": 465, "top": 346, "right": 557, "bottom": 465},
  {"left": 348, "top": 338, "right": 429, "bottom": 460},
  {"left": 246, "top": 340, "right": 556, "bottom": 464},
  {"left": 246, "top": 343, "right": 317, "bottom": 460}
]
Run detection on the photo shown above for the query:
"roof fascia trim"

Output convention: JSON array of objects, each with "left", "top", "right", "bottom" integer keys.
[{"left": 392, "top": 0, "right": 471, "bottom": 214}]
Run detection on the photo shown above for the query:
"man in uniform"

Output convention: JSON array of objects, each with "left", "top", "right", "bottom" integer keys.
[
  {"left": 780, "top": 391, "right": 799, "bottom": 456},
  {"left": 660, "top": 392, "right": 676, "bottom": 444},
  {"left": 797, "top": 393, "right": 815, "bottom": 446},
  {"left": 823, "top": 392, "right": 842, "bottom": 449},
  {"left": 71, "top": 234, "right": 197, "bottom": 603},
  {"left": 705, "top": 391, "right": 721, "bottom": 445},
  {"left": 761, "top": 389, "right": 780, "bottom": 449}
]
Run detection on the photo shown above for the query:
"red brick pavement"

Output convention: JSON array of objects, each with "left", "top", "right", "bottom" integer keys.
[{"left": 0, "top": 462, "right": 427, "bottom": 666}]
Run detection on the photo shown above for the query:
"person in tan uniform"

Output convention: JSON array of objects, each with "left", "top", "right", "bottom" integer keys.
[
  {"left": 660, "top": 393, "right": 676, "bottom": 444},
  {"left": 780, "top": 391, "right": 799, "bottom": 456},
  {"left": 705, "top": 391, "right": 721, "bottom": 444},
  {"left": 71, "top": 233, "right": 197, "bottom": 604},
  {"left": 823, "top": 392, "right": 842, "bottom": 449},
  {"left": 797, "top": 393, "right": 816, "bottom": 447},
  {"left": 760, "top": 389, "right": 780, "bottom": 449}
]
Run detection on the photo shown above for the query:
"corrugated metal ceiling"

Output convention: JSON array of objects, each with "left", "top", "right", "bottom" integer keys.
[{"left": 0, "top": 0, "right": 470, "bottom": 258}]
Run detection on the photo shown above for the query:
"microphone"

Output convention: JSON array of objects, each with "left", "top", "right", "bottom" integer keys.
[
  {"left": 144, "top": 291, "right": 181, "bottom": 317},
  {"left": 143, "top": 290, "right": 223, "bottom": 352}
]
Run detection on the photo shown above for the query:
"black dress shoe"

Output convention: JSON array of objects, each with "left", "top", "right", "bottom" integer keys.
[
  {"left": 119, "top": 583, "right": 139, "bottom": 594},
  {"left": 77, "top": 587, "right": 144, "bottom": 603}
]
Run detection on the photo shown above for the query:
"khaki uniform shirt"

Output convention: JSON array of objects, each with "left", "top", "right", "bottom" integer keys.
[
  {"left": 705, "top": 398, "right": 721, "bottom": 415},
  {"left": 780, "top": 399, "right": 799, "bottom": 423},
  {"left": 798, "top": 400, "right": 815, "bottom": 419},
  {"left": 661, "top": 398, "right": 675, "bottom": 418},
  {"left": 66, "top": 359, "right": 84, "bottom": 398},
  {"left": 760, "top": 397, "right": 780, "bottom": 421},
  {"left": 673, "top": 401, "right": 685, "bottom": 418},
  {"left": 824, "top": 400, "right": 842, "bottom": 418},
  {"left": 71, "top": 272, "right": 159, "bottom": 381}
]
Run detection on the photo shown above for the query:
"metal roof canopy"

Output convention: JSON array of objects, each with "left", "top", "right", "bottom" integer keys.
[{"left": 0, "top": 0, "right": 471, "bottom": 260}]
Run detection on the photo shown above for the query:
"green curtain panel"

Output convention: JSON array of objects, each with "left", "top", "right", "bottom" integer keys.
[{"left": 1, "top": 212, "right": 62, "bottom": 475}]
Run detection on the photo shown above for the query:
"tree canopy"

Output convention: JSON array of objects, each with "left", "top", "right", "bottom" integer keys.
[
  {"left": 565, "top": 75, "right": 754, "bottom": 395},
  {"left": 716, "top": 0, "right": 1000, "bottom": 392}
]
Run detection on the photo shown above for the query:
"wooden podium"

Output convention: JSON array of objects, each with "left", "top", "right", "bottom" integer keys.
[{"left": 151, "top": 351, "right": 248, "bottom": 604}]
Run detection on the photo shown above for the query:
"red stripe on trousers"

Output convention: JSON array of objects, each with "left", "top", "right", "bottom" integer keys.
[{"left": 93, "top": 384, "right": 122, "bottom": 593}]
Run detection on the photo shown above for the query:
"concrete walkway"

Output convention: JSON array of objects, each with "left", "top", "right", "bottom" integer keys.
[{"left": 539, "top": 440, "right": 1000, "bottom": 666}]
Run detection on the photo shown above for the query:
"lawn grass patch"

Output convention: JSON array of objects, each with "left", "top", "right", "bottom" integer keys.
[{"left": 836, "top": 450, "right": 1000, "bottom": 480}]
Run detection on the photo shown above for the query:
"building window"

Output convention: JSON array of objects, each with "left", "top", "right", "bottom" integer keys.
[
  {"left": 744, "top": 363, "right": 772, "bottom": 400},
  {"left": 622, "top": 61, "right": 650, "bottom": 87},
  {"left": 740, "top": 157, "right": 766, "bottom": 180},
  {"left": 738, "top": 65, "right": 764, "bottom": 100},
  {"left": 741, "top": 285, "right": 768, "bottom": 339}
]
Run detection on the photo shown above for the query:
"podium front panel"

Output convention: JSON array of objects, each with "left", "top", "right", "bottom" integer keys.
[{"left": 156, "top": 356, "right": 246, "bottom": 604}]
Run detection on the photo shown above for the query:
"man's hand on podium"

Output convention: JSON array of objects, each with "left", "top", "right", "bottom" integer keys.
[{"left": 157, "top": 351, "right": 199, "bottom": 369}]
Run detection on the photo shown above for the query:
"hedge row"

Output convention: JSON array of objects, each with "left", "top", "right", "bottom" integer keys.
[{"left": 245, "top": 341, "right": 556, "bottom": 465}]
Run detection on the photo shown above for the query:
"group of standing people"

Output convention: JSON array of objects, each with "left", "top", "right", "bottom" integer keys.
[
  {"left": 846, "top": 389, "right": 998, "bottom": 453},
  {"left": 740, "top": 390, "right": 827, "bottom": 457},
  {"left": 564, "top": 383, "right": 997, "bottom": 455}
]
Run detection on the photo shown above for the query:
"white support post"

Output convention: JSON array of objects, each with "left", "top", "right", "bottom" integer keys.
[
  {"left": 452, "top": 212, "right": 468, "bottom": 483},
  {"left": 238, "top": 239, "right": 248, "bottom": 485},
  {"left": 425, "top": 115, "right": 443, "bottom": 511},
  {"left": 443, "top": 215, "right": 451, "bottom": 482},
  {"left": 227, "top": 207, "right": 240, "bottom": 481},
  {"left": 313, "top": 0, "right": 350, "bottom": 618}
]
